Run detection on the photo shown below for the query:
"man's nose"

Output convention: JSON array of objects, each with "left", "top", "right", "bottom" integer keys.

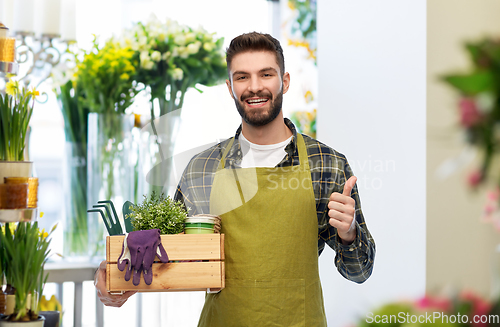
[{"left": 248, "top": 76, "right": 263, "bottom": 93}]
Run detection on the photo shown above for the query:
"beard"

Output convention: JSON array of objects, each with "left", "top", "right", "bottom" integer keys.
[{"left": 234, "top": 89, "right": 283, "bottom": 127}]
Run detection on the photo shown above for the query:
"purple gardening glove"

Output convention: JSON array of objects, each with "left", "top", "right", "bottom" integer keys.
[{"left": 117, "top": 229, "right": 169, "bottom": 286}]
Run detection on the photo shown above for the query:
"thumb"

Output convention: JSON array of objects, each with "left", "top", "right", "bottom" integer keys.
[{"left": 342, "top": 176, "right": 357, "bottom": 196}]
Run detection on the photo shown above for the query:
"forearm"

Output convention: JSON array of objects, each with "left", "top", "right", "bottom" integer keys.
[{"left": 332, "top": 221, "right": 375, "bottom": 283}]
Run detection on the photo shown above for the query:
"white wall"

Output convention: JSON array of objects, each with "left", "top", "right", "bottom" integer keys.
[{"left": 317, "top": 1, "right": 426, "bottom": 326}]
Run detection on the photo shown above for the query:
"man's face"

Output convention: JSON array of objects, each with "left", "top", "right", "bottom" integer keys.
[{"left": 226, "top": 51, "right": 290, "bottom": 127}]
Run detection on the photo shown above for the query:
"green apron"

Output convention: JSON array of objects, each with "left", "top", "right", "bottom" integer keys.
[{"left": 198, "top": 133, "right": 327, "bottom": 327}]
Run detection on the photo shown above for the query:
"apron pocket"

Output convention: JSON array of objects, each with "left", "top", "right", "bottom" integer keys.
[{"left": 201, "top": 278, "right": 306, "bottom": 327}]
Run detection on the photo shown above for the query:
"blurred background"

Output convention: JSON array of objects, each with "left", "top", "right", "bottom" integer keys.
[{"left": 2, "top": 0, "right": 500, "bottom": 326}]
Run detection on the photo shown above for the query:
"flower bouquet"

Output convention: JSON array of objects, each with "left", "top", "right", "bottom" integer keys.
[
  {"left": 121, "top": 16, "right": 227, "bottom": 195},
  {"left": 75, "top": 37, "right": 139, "bottom": 257},
  {"left": 122, "top": 15, "right": 227, "bottom": 116},
  {"left": 441, "top": 37, "right": 500, "bottom": 229}
]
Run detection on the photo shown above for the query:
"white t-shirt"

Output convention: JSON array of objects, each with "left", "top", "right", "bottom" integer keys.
[{"left": 238, "top": 133, "right": 293, "bottom": 168}]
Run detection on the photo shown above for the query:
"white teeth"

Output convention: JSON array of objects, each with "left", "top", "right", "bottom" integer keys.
[{"left": 247, "top": 98, "right": 267, "bottom": 104}]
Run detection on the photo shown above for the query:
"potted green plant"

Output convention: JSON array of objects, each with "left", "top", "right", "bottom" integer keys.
[
  {"left": 129, "top": 192, "right": 187, "bottom": 234},
  {"left": 0, "top": 79, "right": 38, "bottom": 184},
  {"left": 0, "top": 222, "right": 55, "bottom": 325}
]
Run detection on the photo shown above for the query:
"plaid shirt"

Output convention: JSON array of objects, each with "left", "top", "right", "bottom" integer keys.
[{"left": 174, "top": 118, "right": 375, "bottom": 283}]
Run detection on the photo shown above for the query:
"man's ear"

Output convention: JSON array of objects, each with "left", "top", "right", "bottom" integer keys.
[
  {"left": 282, "top": 72, "right": 290, "bottom": 94},
  {"left": 226, "top": 79, "right": 235, "bottom": 99}
]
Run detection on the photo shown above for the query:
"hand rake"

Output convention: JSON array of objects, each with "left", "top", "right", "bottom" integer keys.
[{"left": 88, "top": 200, "right": 137, "bottom": 236}]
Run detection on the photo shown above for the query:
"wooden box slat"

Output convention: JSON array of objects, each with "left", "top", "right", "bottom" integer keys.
[
  {"left": 107, "top": 234, "right": 223, "bottom": 262},
  {"left": 107, "top": 262, "right": 223, "bottom": 291},
  {"left": 106, "top": 233, "right": 225, "bottom": 292}
]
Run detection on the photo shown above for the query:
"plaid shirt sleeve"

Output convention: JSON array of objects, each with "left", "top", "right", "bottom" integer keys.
[{"left": 317, "top": 156, "right": 376, "bottom": 284}]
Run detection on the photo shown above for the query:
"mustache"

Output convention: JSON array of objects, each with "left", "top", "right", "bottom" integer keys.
[{"left": 240, "top": 91, "right": 273, "bottom": 102}]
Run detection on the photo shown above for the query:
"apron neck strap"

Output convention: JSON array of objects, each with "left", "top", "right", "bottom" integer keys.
[
  {"left": 217, "top": 133, "right": 309, "bottom": 171},
  {"left": 296, "top": 133, "right": 310, "bottom": 171},
  {"left": 218, "top": 138, "right": 235, "bottom": 170}
]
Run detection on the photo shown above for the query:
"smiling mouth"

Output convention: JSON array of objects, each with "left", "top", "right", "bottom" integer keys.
[{"left": 245, "top": 98, "right": 269, "bottom": 107}]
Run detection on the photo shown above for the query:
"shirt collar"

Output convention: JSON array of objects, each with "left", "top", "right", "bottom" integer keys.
[{"left": 225, "top": 118, "right": 299, "bottom": 167}]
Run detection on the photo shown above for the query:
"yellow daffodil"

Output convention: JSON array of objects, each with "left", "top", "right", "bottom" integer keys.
[
  {"left": 134, "top": 113, "right": 141, "bottom": 128},
  {"left": 29, "top": 87, "right": 40, "bottom": 97},
  {"left": 120, "top": 73, "right": 130, "bottom": 80},
  {"left": 304, "top": 90, "right": 314, "bottom": 103},
  {"left": 38, "top": 295, "right": 62, "bottom": 315},
  {"left": 1, "top": 223, "right": 17, "bottom": 235},
  {"left": 5, "top": 79, "right": 19, "bottom": 96},
  {"left": 39, "top": 228, "right": 49, "bottom": 239}
]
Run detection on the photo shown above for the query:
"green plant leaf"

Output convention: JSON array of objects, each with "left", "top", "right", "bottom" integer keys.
[{"left": 441, "top": 71, "right": 495, "bottom": 95}]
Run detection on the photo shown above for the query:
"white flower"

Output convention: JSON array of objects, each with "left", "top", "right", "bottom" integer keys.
[
  {"left": 172, "top": 68, "right": 184, "bottom": 80},
  {"left": 176, "top": 46, "right": 189, "bottom": 59},
  {"left": 139, "top": 36, "right": 148, "bottom": 47},
  {"left": 476, "top": 92, "right": 495, "bottom": 114},
  {"left": 140, "top": 51, "right": 150, "bottom": 62},
  {"left": 162, "top": 51, "right": 171, "bottom": 60},
  {"left": 203, "top": 32, "right": 216, "bottom": 42},
  {"left": 174, "top": 34, "right": 186, "bottom": 46},
  {"left": 151, "top": 51, "right": 162, "bottom": 62},
  {"left": 140, "top": 52, "right": 155, "bottom": 70},
  {"left": 186, "top": 41, "right": 201, "bottom": 55},
  {"left": 125, "top": 38, "right": 140, "bottom": 51},
  {"left": 157, "top": 32, "right": 166, "bottom": 42},
  {"left": 143, "top": 60, "right": 154, "bottom": 70},
  {"left": 194, "top": 25, "right": 207, "bottom": 35},
  {"left": 203, "top": 42, "right": 214, "bottom": 52},
  {"left": 185, "top": 32, "right": 196, "bottom": 44},
  {"left": 171, "top": 47, "right": 179, "bottom": 58}
]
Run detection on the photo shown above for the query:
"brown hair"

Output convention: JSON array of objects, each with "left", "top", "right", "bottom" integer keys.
[{"left": 226, "top": 32, "right": 285, "bottom": 77}]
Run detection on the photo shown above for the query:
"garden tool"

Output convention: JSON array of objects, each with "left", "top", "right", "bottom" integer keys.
[
  {"left": 122, "top": 200, "right": 136, "bottom": 233},
  {"left": 117, "top": 229, "right": 169, "bottom": 286},
  {"left": 87, "top": 200, "right": 123, "bottom": 236}
]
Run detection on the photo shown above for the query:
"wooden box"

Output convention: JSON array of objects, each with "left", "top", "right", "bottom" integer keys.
[{"left": 106, "top": 233, "right": 225, "bottom": 293}]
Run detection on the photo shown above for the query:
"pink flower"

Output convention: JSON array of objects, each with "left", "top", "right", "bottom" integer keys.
[
  {"left": 459, "top": 290, "right": 491, "bottom": 327},
  {"left": 482, "top": 187, "right": 500, "bottom": 231},
  {"left": 468, "top": 170, "right": 483, "bottom": 187},
  {"left": 459, "top": 98, "right": 482, "bottom": 127},
  {"left": 415, "top": 295, "right": 452, "bottom": 312}
]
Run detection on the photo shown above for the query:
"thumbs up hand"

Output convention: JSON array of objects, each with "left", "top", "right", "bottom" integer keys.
[{"left": 328, "top": 176, "right": 357, "bottom": 244}]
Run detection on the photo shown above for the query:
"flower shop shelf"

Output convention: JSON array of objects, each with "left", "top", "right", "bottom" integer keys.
[
  {"left": 106, "top": 233, "right": 225, "bottom": 293},
  {"left": 0, "top": 208, "right": 37, "bottom": 222}
]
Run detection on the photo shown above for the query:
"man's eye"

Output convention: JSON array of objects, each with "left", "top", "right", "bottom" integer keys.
[
  {"left": 236, "top": 76, "right": 246, "bottom": 80},
  {"left": 263, "top": 73, "right": 272, "bottom": 77}
]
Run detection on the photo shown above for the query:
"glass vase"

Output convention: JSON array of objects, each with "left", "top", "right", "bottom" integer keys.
[
  {"left": 87, "top": 113, "right": 137, "bottom": 258},
  {"left": 62, "top": 142, "right": 88, "bottom": 260},
  {"left": 139, "top": 109, "right": 181, "bottom": 198}
]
